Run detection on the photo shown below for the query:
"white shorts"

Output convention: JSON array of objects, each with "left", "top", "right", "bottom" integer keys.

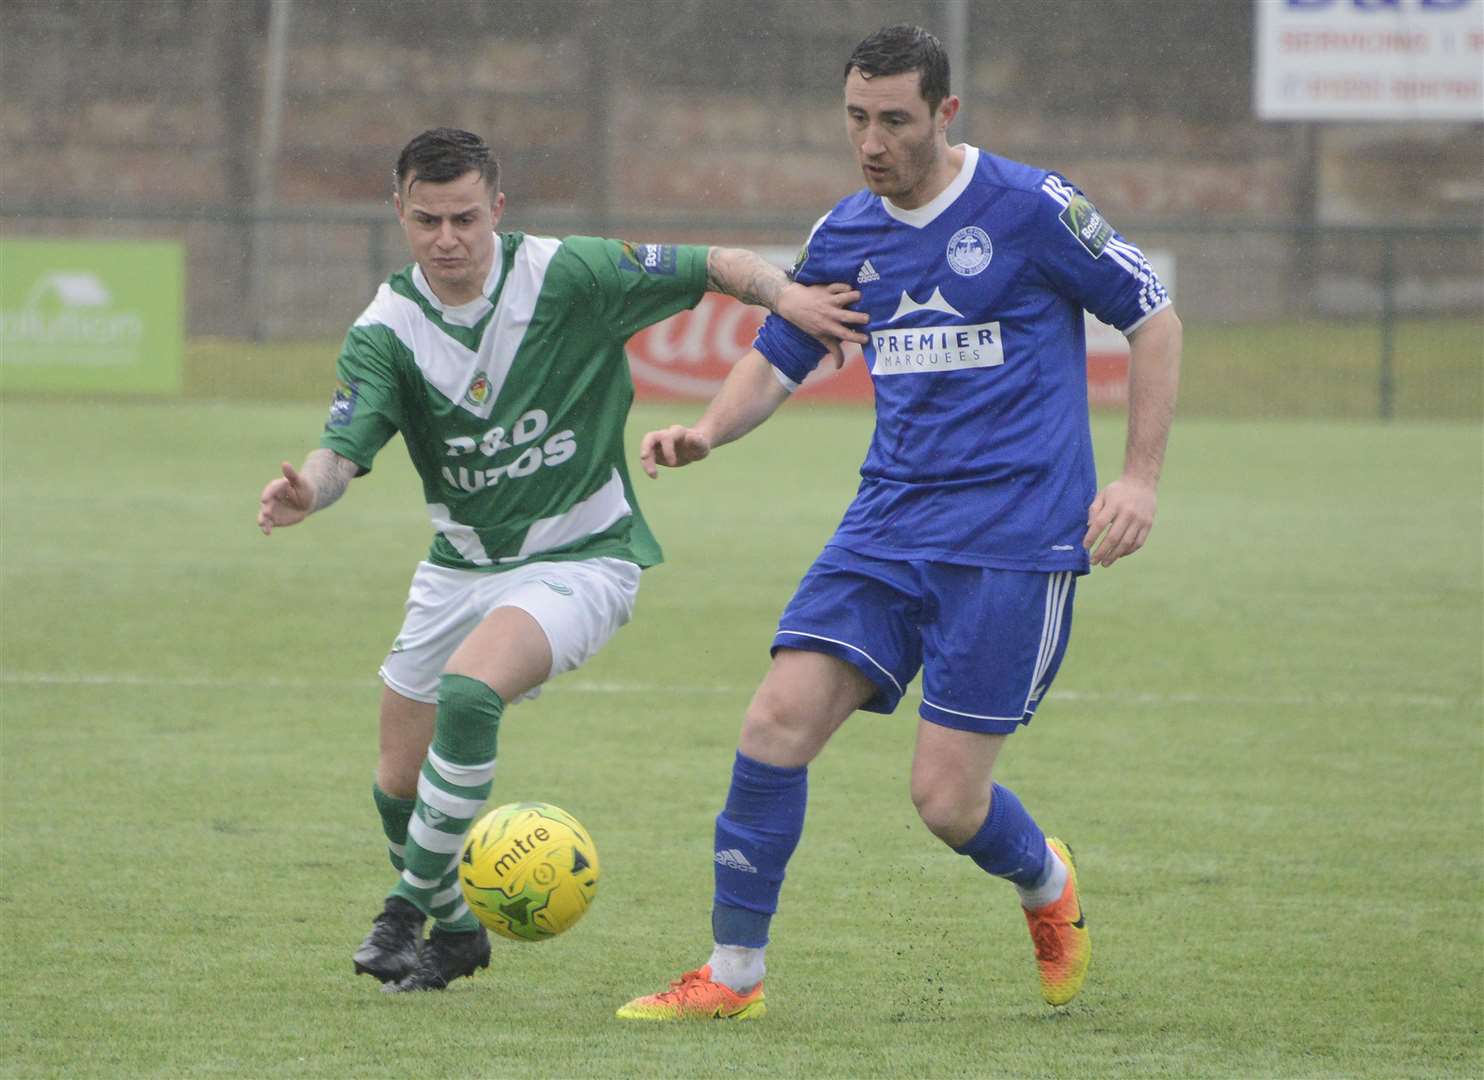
[{"left": 378, "top": 557, "right": 642, "bottom": 706}]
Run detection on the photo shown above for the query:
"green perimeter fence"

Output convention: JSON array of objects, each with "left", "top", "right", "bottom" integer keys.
[{"left": 1, "top": 203, "right": 1480, "bottom": 421}]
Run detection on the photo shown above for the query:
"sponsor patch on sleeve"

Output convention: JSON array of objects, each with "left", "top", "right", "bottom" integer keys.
[
  {"left": 326, "top": 379, "right": 359, "bottom": 428},
  {"left": 787, "top": 240, "right": 812, "bottom": 282},
  {"left": 1059, "top": 194, "right": 1114, "bottom": 259},
  {"left": 618, "top": 242, "right": 679, "bottom": 276}
]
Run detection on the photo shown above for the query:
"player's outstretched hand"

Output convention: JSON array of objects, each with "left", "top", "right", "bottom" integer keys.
[
  {"left": 640, "top": 425, "right": 711, "bottom": 479},
  {"left": 779, "top": 282, "right": 870, "bottom": 369},
  {"left": 257, "top": 461, "right": 316, "bottom": 535},
  {"left": 1083, "top": 477, "right": 1156, "bottom": 568}
]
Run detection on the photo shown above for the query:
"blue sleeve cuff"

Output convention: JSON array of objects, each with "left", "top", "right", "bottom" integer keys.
[
  {"left": 1117, "top": 297, "right": 1172, "bottom": 336},
  {"left": 754, "top": 312, "right": 828, "bottom": 388}
]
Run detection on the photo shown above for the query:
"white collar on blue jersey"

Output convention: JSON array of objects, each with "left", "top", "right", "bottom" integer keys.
[
  {"left": 881, "top": 145, "right": 979, "bottom": 229},
  {"left": 410, "top": 232, "right": 504, "bottom": 326}
]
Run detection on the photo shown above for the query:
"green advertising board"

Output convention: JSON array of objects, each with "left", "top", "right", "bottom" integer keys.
[{"left": 0, "top": 239, "right": 183, "bottom": 395}]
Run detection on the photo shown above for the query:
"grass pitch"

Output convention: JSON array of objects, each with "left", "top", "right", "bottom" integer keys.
[
  {"left": 1, "top": 397, "right": 1480, "bottom": 1078},
  {"left": 182, "top": 316, "right": 1484, "bottom": 422}
]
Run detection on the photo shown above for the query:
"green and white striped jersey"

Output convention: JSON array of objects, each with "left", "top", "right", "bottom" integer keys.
[{"left": 320, "top": 232, "right": 708, "bottom": 573}]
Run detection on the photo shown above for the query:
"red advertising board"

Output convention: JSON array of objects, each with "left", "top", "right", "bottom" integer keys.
[
  {"left": 1084, "top": 317, "right": 1132, "bottom": 410},
  {"left": 627, "top": 295, "right": 1132, "bottom": 408},
  {"left": 627, "top": 252, "right": 1170, "bottom": 408},
  {"left": 627, "top": 294, "right": 872, "bottom": 403}
]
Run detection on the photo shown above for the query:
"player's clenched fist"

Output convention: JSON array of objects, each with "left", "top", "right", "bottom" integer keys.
[
  {"left": 257, "top": 461, "right": 316, "bottom": 535},
  {"left": 640, "top": 425, "right": 712, "bottom": 478}
]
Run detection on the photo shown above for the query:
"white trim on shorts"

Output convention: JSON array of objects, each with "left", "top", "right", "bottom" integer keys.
[
  {"left": 1021, "top": 571, "right": 1073, "bottom": 715},
  {"left": 916, "top": 570, "right": 1074, "bottom": 729},
  {"left": 774, "top": 629, "right": 905, "bottom": 696},
  {"left": 918, "top": 698, "right": 1025, "bottom": 723}
]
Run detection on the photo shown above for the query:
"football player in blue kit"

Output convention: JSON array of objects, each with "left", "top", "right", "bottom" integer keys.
[{"left": 618, "top": 23, "right": 1181, "bottom": 1019}]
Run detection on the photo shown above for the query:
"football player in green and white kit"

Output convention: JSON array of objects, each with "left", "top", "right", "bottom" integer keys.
[{"left": 256, "top": 128, "right": 868, "bottom": 993}]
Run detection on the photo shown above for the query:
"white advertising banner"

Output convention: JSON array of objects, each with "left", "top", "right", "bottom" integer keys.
[{"left": 1255, "top": 0, "right": 1484, "bottom": 121}]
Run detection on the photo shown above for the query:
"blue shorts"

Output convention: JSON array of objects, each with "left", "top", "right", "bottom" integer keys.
[{"left": 772, "top": 546, "right": 1077, "bottom": 735}]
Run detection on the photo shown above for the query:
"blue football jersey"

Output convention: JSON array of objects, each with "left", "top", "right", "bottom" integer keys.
[{"left": 755, "top": 146, "right": 1170, "bottom": 574}]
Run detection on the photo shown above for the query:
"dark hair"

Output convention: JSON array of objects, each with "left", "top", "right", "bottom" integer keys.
[
  {"left": 394, "top": 128, "right": 500, "bottom": 194},
  {"left": 843, "top": 24, "right": 950, "bottom": 113}
]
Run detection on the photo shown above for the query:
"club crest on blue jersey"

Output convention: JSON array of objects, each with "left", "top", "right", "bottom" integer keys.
[
  {"left": 618, "top": 242, "right": 678, "bottom": 276},
  {"left": 946, "top": 227, "right": 993, "bottom": 276},
  {"left": 1059, "top": 194, "right": 1113, "bottom": 258},
  {"left": 327, "top": 379, "right": 359, "bottom": 428}
]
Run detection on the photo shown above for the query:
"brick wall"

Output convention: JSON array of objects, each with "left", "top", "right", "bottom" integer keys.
[{"left": 1, "top": 0, "right": 1477, "bottom": 334}]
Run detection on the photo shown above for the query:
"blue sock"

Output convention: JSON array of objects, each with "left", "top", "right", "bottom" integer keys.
[
  {"left": 711, "top": 751, "right": 808, "bottom": 948},
  {"left": 954, "top": 783, "right": 1049, "bottom": 887}
]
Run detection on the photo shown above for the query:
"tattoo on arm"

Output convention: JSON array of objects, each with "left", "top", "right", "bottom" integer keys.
[
  {"left": 301, "top": 448, "right": 359, "bottom": 514},
  {"left": 706, "top": 247, "right": 787, "bottom": 312}
]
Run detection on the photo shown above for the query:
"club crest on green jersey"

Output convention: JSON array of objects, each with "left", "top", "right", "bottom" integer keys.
[
  {"left": 465, "top": 372, "right": 492, "bottom": 407},
  {"left": 1059, "top": 194, "right": 1113, "bottom": 258}
]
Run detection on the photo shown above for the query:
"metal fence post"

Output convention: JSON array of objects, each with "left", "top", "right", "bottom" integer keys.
[
  {"left": 1379, "top": 232, "right": 1396, "bottom": 421},
  {"left": 369, "top": 218, "right": 387, "bottom": 297},
  {"left": 583, "top": 4, "right": 612, "bottom": 238},
  {"left": 944, "top": 0, "right": 969, "bottom": 143},
  {"left": 250, "top": 0, "right": 293, "bottom": 342}
]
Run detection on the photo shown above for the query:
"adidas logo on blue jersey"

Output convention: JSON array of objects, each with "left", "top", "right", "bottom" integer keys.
[{"left": 856, "top": 259, "right": 880, "bottom": 284}]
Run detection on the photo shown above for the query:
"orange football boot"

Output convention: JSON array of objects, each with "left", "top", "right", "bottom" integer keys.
[
  {"left": 615, "top": 964, "right": 766, "bottom": 1021},
  {"left": 1023, "top": 838, "right": 1090, "bottom": 1006}
]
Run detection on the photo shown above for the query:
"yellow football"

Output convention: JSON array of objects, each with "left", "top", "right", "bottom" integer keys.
[{"left": 458, "top": 802, "right": 599, "bottom": 942}]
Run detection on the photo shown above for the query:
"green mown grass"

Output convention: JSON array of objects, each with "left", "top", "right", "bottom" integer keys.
[
  {"left": 1177, "top": 318, "right": 1482, "bottom": 421},
  {"left": 1, "top": 398, "right": 1480, "bottom": 1078},
  {"left": 181, "top": 316, "right": 1483, "bottom": 421}
]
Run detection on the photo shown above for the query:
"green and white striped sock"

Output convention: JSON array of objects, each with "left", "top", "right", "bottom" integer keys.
[
  {"left": 429, "top": 863, "right": 479, "bottom": 933},
  {"left": 391, "top": 674, "right": 503, "bottom": 934},
  {"left": 372, "top": 783, "right": 415, "bottom": 872}
]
